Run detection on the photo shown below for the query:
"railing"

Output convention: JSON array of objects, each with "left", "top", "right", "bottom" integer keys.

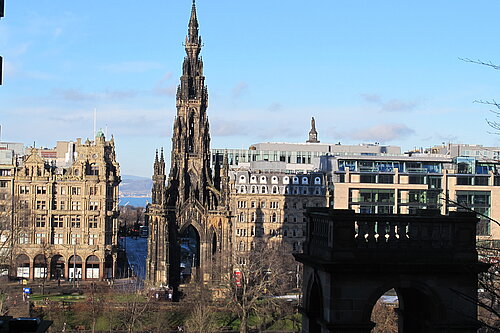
[{"left": 305, "top": 208, "right": 478, "bottom": 260}]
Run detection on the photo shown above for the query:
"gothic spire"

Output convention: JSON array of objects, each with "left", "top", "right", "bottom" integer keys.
[{"left": 185, "top": 0, "right": 201, "bottom": 58}]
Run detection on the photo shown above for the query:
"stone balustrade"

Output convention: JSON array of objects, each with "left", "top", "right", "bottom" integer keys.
[{"left": 305, "top": 208, "right": 478, "bottom": 263}]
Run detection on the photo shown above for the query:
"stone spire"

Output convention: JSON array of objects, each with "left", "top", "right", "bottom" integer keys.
[{"left": 307, "top": 117, "right": 320, "bottom": 143}]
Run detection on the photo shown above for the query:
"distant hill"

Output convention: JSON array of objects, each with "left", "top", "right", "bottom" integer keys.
[{"left": 120, "top": 175, "right": 152, "bottom": 197}]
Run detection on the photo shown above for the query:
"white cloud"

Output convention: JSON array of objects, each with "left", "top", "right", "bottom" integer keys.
[
  {"left": 232, "top": 82, "right": 248, "bottom": 98},
  {"left": 361, "top": 93, "right": 419, "bottom": 112}
]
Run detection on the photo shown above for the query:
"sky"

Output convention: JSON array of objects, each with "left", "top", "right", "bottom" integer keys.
[{"left": 1, "top": 0, "right": 500, "bottom": 177}]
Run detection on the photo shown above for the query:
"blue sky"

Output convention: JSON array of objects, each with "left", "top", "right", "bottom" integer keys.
[{"left": 1, "top": 0, "right": 500, "bottom": 177}]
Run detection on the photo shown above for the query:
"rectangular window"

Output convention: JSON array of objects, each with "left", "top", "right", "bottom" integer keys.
[
  {"left": 409, "top": 175, "right": 425, "bottom": 184},
  {"left": 474, "top": 177, "right": 489, "bottom": 186},
  {"left": 428, "top": 176, "right": 442, "bottom": 189},
  {"left": 35, "top": 233, "right": 45, "bottom": 244},
  {"left": 89, "top": 201, "right": 99, "bottom": 211},
  {"left": 53, "top": 233, "right": 64, "bottom": 245},
  {"left": 71, "top": 201, "right": 81, "bottom": 211},
  {"left": 36, "top": 201, "right": 47, "bottom": 210},
  {"left": 89, "top": 186, "right": 98, "bottom": 195},
  {"left": 60, "top": 186, "right": 66, "bottom": 195},
  {"left": 71, "top": 187, "right": 81, "bottom": 195},
  {"left": 71, "top": 215, "right": 81, "bottom": 228},
  {"left": 88, "top": 216, "right": 98, "bottom": 228},
  {"left": 19, "top": 185, "right": 29, "bottom": 194},
  {"left": 456, "top": 176, "right": 472, "bottom": 185},
  {"left": 360, "top": 174, "right": 376, "bottom": 183},
  {"left": 35, "top": 215, "right": 46, "bottom": 228},
  {"left": 60, "top": 201, "right": 66, "bottom": 210},
  {"left": 70, "top": 234, "right": 81, "bottom": 245},
  {"left": 0, "top": 181, "right": 8, "bottom": 188},
  {"left": 52, "top": 215, "right": 64, "bottom": 228},
  {"left": 0, "top": 169, "right": 11, "bottom": 176},
  {"left": 378, "top": 174, "right": 394, "bottom": 184},
  {"left": 19, "top": 233, "right": 29, "bottom": 244},
  {"left": 36, "top": 186, "right": 47, "bottom": 194},
  {"left": 88, "top": 234, "right": 98, "bottom": 245}
]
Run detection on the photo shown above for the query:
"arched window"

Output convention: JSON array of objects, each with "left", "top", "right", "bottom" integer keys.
[
  {"left": 250, "top": 176, "right": 257, "bottom": 183},
  {"left": 283, "top": 176, "right": 290, "bottom": 184},
  {"left": 239, "top": 175, "right": 246, "bottom": 183},
  {"left": 260, "top": 176, "right": 267, "bottom": 183},
  {"left": 272, "top": 185, "right": 279, "bottom": 194},
  {"left": 302, "top": 176, "right": 309, "bottom": 184},
  {"left": 271, "top": 212, "right": 277, "bottom": 223},
  {"left": 239, "top": 186, "right": 247, "bottom": 193},
  {"left": 271, "top": 176, "right": 278, "bottom": 184},
  {"left": 314, "top": 177, "right": 321, "bottom": 185},
  {"left": 86, "top": 255, "right": 100, "bottom": 279},
  {"left": 261, "top": 186, "right": 267, "bottom": 194},
  {"left": 293, "top": 176, "right": 299, "bottom": 184},
  {"left": 251, "top": 186, "right": 257, "bottom": 194},
  {"left": 188, "top": 112, "right": 195, "bottom": 153}
]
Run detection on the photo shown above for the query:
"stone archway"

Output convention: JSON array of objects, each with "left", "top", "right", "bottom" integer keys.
[
  {"left": 68, "top": 255, "right": 82, "bottom": 280},
  {"left": 305, "top": 275, "right": 323, "bottom": 333},
  {"left": 50, "top": 255, "right": 65, "bottom": 279},
  {"left": 295, "top": 209, "right": 490, "bottom": 333},
  {"left": 86, "top": 255, "right": 100, "bottom": 279},
  {"left": 33, "top": 254, "right": 47, "bottom": 279},
  {"left": 16, "top": 254, "right": 30, "bottom": 279},
  {"left": 180, "top": 224, "right": 200, "bottom": 283}
]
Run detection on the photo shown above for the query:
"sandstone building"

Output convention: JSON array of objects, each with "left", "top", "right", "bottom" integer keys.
[
  {"left": 0, "top": 132, "right": 120, "bottom": 280},
  {"left": 230, "top": 170, "right": 327, "bottom": 261}
]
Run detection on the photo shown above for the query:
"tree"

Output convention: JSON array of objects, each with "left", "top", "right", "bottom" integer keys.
[
  {"left": 460, "top": 58, "right": 500, "bottom": 133},
  {"left": 370, "top": 300, "right": 398, "bottom": 333},
  {"left": 0, "top": 193, "right": 31, "bottom": 279},
  {"left": 183, "top": 282, "right": 221, "bottom": 333},
  {"left": 221, "top": 241, "right": 297, "bottom": 333}
]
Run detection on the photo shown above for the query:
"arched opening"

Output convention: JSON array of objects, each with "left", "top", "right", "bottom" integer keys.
[
  {"left": 307, "top": 279, "right": 323, "bottom": 333},
  {"left": 188, "top": 112, "right": 195, "bottom": 153},
  {"left": 370, "top": 288, "right": 399, "bottom": 333},
  {"left": 50, "top": 255, "right": 65, "bottom": 280},
  {"left": 33, "top": 254, "right": 47, "bottom": 279},
  {"left": 16, "top": 254, "right": 30, "bottom": 279},
  {"left": 211, "top": 231, "right": 217, "bottom": 256},
  {"left": 68, "top": 255, "right": 83, "bottom": 281},
  {"left": 369, "top": 286, "right": 437, "bottom": 333},
  {"left": 86, "top": 255, "right": 100, "bottom": 279},
  {"left": 180, "top": 225, "right": 200, "bottom": 284}
]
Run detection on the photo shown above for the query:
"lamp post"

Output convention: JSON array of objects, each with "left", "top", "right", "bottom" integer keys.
[{"left": 72, "top": 238, "right": 76, "bottom": 288}]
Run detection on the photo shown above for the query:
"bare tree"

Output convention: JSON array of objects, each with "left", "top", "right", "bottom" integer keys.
[
  {"left": 183, "top": 282, "right": 221, "bottom": 333},
  {"left": 460, "top": 58, "right": 500, "bottom": 134},
  {"left": 119, "top": 285, "right": 151, "bottom": 333},
  {"left": 220, "top": 241, "right": 297, "bottom": 333},
  {"left": 371, "top": 300, "right": 398, "bottom": 333}
]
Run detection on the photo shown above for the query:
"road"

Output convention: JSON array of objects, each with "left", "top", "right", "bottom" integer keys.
[{"left": 121, "top": 237, "right": 148, "bottom": 280}]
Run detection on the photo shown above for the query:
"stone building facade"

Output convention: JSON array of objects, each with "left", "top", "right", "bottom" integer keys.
[
  {"left": 146, "top": 2, "right": 231, "bottom": 294},
  {"left": 0, "top": 133, "right": 120, "bottom": 280},
  {"left": 230, "top": 170, "right": 327, "bottom": 261}
]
